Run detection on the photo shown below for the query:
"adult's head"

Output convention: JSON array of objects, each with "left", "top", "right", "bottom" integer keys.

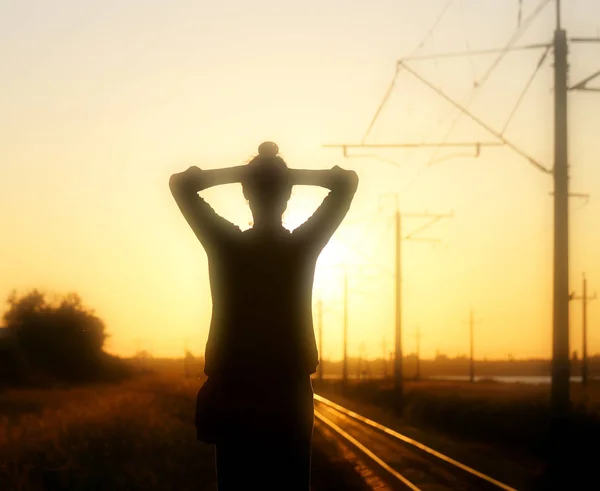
[{"left": 242, "top": 142, "right": 292, "bottom": 223}]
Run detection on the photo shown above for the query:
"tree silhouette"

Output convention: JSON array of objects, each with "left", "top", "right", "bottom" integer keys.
[{"left": 3, "top": 289, "right": 130, "bottom": 384}]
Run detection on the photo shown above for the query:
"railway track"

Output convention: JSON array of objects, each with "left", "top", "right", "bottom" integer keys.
[{"left": 314, "top": 395, "right": 518, "bottom": 491}]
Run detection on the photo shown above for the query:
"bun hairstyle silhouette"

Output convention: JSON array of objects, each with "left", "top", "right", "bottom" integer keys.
[
  {"left": 257, "top": 141, "right": 279, "bottom": 157},
  {"left": 242, "top": 141, "right": 292, "bottom": 215}
]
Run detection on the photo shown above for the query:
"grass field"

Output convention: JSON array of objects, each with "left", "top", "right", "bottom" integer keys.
[
  {"left": 0, "top": 370, "right": 370, "bottom": 491},
  {"left": 315, "top": 377, "right": 600, "bottom": 447},
  {"left": 5, "top": 364, "right": 599, "bottom": 491}
]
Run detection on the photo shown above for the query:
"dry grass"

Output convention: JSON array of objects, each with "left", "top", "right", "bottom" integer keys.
[
  {"left": 317, "top": 378, "right": 600, "bottom": 435},
  {"left": 6, "top": 368, "right": 597, "bottom": 490},
  {"left": 0, "top": 375, "right": 217, "bottom": 491},
  {"left": 0, "top": 370, "right": 372, "bottom": 491}
]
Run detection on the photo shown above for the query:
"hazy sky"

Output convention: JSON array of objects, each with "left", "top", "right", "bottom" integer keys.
[{"left": 2, "top": 0, "right": 600, "bottom": 361}]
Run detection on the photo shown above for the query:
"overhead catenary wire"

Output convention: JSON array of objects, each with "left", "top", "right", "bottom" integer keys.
[
  {"left": 398, "top": 60, "right": 551, "bottom": 174},
  {"left": 361, "top": 65, "right": 401, "bottom": 145},
  {"left": 361, "top": 0, "right": 455, "bottom": 144},
  {"left": 341, "top": 0, "right": 555, "bottom": 199},
  {"left": 395, "top": 44, "right": 552, "bottom": 192},
  {"left": 476, "top": 0, "right": 553, "bottom": 89},
  {"left": 409, "top": 0, "right": 552, "bottom": 144},
  {"left": 397, "top": 0, "right": 476, "bottom": 173},
  {"left": 459, "top": 0, "right": 478, "bottom": 86},
  {"left": 398, "top": 42, "right": 552, "bottom": 62},
  {"left": 500, "top": 45, "right": 551, "bottom": 135},
  {"left": 398, "top": 0, "right": 554, "bottom": 192},
  {"left": 421, "top": 0, "right": 554, "bottom": 170},
  {"left": 410, "top": 0, "right": 456, "bottom": 54}
]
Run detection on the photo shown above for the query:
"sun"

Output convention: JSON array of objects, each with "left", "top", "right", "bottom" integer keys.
[{"left": 281, "top": 190, "right": 362, "bottom": 302}]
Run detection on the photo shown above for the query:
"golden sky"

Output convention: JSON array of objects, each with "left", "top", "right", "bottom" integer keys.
[{"left": 2, "top": 0, "right": 600, "bottom": 361}]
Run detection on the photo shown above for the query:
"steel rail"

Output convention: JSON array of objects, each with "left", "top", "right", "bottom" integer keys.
[
  {"left": 315, "top": 409, "right": 421, "bottom": 490},
  {"left": 314, "top": 394, "right": 518, "bottom": 491}
]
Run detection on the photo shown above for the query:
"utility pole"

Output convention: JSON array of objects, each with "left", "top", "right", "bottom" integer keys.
[
  {"left": 320, "top": 264, "right": 384, "bottom": 386},
  {"left": 358, "top": 342, "right": 366, "bottom": 380},
  {"left": 184, "top": 338, "right": 189, "bottom": 377},
  {"left": 357, "top": 343, "right": 361, "bottom": 380},
  {"left": 371, "top": 192, "right": 453, "bottom": 400},
  {"left": 342, "top": 269, "right": 348, "bottom": 387},
  {"left": 394, "top": 205, "right": 453, "bottom": 398},
  {"left": 570, "top": 274, "right": 596, "bottom": 388},
  {"left": 319, "top": 200, "right": 450, "bottom": 399},
  {"left": 469, "top": 309, "right": 475, "bottom": 383},
  {"left": 414, "top": 326, "right": 422, "bottom": 381},
  {"left": 324, "top": 4, "right": 599, "bottom": 477},
  {"left": 382, "top": 337, "right": 388, "bottom": 379},
  {"left": 462, "top": 308, "right": 478, "bottom": 383},
  {"left": 551, "top": 0, "right": 570, "bottom": 429},
  {"left": 317, "top": 298, "right": 324, "bottom": 381},
  {"left": 394, "top": 205, "right": 402, "bottom": 394}
]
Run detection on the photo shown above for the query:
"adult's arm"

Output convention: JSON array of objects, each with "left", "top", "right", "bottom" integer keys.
[
  {"left": 291, "top": 166, "right": 359, "bottom": 252},
  {"left": 169, "top": 166, "right": 245, "bottom": 250}
]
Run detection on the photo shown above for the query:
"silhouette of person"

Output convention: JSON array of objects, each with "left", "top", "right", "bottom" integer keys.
[{"left": 169, "top": 142, "right": 358, "bottom": 490}]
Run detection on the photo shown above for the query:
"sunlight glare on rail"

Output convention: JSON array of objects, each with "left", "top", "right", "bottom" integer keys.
[
  {"left": 314, "top": 395, "right": 517, "bottom": 491},
  {"left": 315, "top": 410, "right": 422, "bottom": 491}
]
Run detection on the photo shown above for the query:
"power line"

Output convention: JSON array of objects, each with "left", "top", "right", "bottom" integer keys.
[
  {"left": 398, "top": 42, "right": 551, "bottom": 63},
  {"left": 410, "top": 0, "right": 455, "bottom": 54},
  {"left": 324, "top": 142, "right": 503, "bottom": 150},
  {"left": 361, "top": 65, "right": 401, "bottom": 145},
  {"left": 412, "top": 326, "right": 423, "bottom": 380},
  {"left": 322, "top": 3, "right": 598, "bottom": 456},
  {"left": 459, "top": 0, "right": 477, "bottom": 85},
  {"left": 330, "top": 0, "right": 555, "bottom": 201},
  {"left": 417, "top": 0, "right": 553, "bottom": 171},
  {"left": 463, "top": 308, "right": 479, "bottom": 383},
  {"left": 355, "top": 47, "right": 553, "bottom": 197},
  {"left": 500, "top": 46, "right": 551, "bottom": 135},
  {"left": 476, "top": 0, "right": 552, "bottom": 89},
  {"left": 398, "top": 60, "right": 551, "bottom": 173},
  {"left": 569, "top": 69, "right": 600, "bottom": 92},
  {"left": 362, "top": 0, "right": 455, "bottom": 143}
]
